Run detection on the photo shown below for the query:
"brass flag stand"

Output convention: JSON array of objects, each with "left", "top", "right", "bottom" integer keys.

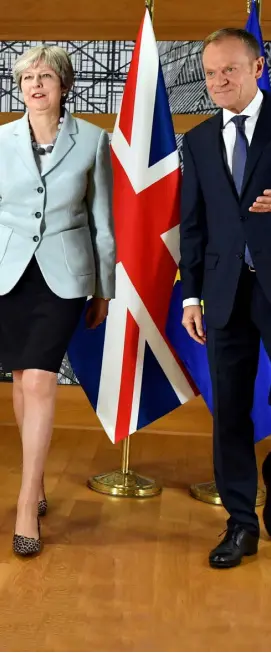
[
  {"left": 190, "top": 0, "right": 265, "bottom": 507},
  {"left": 88, "top": 434, "right": 161, "bottom": 497},
  {"left": 88, "top": 0, "right": 161, "bottom": 499},
  {"left": 190, "top": 481, "right": 266, "bottom": 506}
]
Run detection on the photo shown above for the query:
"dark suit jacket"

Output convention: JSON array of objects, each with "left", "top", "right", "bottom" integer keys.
[{"left": 180, "top": 91, "right": 271, "bottom": 328}]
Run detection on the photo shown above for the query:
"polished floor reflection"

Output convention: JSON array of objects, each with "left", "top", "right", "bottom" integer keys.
[{"left": 0, "top": 395, "right": 270, "bottom": 652}]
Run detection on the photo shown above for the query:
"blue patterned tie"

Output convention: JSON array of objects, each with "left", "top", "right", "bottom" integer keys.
[{"left": 231, "top": 115, "right": 253, "bottom": 267}]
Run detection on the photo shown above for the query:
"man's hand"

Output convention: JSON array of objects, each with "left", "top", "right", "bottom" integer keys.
[
  {"left": 249, "top": 189, "right": 271, "bottom": 213},
  {"left": 86, "top": 298, "right": 109, "bottom": 329},
  {"left": 182, "top": 305, "right": 206, "bottom": 345}
]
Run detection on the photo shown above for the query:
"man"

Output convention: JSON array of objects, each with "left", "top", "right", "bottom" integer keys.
[{"left": 181, "top": 27, "right": 271, "bottom": 568}]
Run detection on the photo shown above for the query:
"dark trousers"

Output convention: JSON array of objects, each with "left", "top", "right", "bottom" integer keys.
[{"left": 207, "top": 266, "right": 271, "bottom": 536}]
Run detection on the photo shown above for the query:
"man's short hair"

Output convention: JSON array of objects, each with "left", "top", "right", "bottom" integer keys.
[{"left": 202, "top": 28, "right": 261, "bottom": 59}]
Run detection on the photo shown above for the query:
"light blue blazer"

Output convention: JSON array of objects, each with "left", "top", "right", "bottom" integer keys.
[{"left": 0, "top": 110, "right": 116, "bottom": 298}]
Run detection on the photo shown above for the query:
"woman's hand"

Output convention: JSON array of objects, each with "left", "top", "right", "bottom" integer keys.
[{"left": 85, "top": 298, "right": 109, "bottom": 329}]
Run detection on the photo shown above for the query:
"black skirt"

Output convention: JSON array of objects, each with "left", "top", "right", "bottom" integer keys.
[{"left": 0, "top": 257, "right": 86, "bottom": 373}]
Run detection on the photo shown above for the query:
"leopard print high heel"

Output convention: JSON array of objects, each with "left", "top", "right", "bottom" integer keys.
[
  {"left": 13, "top": 519, "right": 42, "bottom": 557},
  {"left": 38, "top": 498, "right": 47, "bottom": 517}
]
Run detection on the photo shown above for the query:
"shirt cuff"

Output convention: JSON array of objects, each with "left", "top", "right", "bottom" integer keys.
[{"left": 183, "top": 298, "right": 200, "bottom": 308}]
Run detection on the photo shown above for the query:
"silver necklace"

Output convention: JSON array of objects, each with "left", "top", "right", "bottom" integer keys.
[{"left": 30, "top": 113, "right": 64, "bottom": 155}]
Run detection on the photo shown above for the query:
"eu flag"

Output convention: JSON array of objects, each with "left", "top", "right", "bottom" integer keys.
[
  {"left": 166, "top": 4, "right": 271, "bottom": 442},
  {"left": 166, "top": 282, "right": 271, "bottom": 443},
  {"left": 246, "top": 0, "right": 270, "bottom": 91}
]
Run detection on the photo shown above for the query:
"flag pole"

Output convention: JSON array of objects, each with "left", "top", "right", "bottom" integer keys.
[
  {"left": 121, "top": 435, "right": 130, "bottom": 475},
  {"left": 190, "top": 0, "right": 265, "bottom": 507},
  {"left": 87, "top": 0, "right": 161, "bottom": 499}
]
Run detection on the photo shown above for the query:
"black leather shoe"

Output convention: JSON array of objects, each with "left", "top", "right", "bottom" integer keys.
[
  {"left": 262, "top": 452, "right": 271, "bottom": 535},
  {"left": 209, "top": 525, "right": 258, "bottom": 569}
]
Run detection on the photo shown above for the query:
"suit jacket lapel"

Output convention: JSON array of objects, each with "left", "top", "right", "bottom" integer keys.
[
  {"left": 42, "top": 110, "right": 77, "bottom": 176},
  {"left": 13, "top": 112, "right": 41, "bottom": 182},
  {"left": 241, "top": 93, "right": 271, "bottom": 197}
]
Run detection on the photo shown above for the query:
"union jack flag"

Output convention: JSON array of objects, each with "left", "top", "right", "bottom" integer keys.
[{"left": 68, "top": 10, "right": 197, "bottom": 443}]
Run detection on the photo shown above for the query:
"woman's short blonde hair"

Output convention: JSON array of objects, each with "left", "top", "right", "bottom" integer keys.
[{"left": 13, "top": 45, "right": 74, "bottom": 91}]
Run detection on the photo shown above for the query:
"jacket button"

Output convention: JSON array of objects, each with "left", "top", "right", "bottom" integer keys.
[
  {"left": 240, "top": 216, "right": 248, "bottom": 221},
  {"left": 35, "top": 212, "right": 42, "bottom": 218},
  {"left": 33, "top": 236, "right": 39, "bottom": 242},
  {"left": 37, "top": 187, "right": 44, "bottom": 194},
  {"left": 236, "top": 253, "right": 244, "bottom": 259}
]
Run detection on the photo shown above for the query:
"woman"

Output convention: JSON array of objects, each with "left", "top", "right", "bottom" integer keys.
[{"left": 0, "top": 45, "right": 116, "bottom": 556}]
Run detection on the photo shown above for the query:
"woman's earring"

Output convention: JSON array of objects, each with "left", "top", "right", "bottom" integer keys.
[{"left": 60, "top": 92, "right": 67, "bottom": 108}]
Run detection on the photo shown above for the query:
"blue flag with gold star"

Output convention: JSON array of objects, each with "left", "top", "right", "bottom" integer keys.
[
  {"left": 166, "top": 279, "right": 271, "bottom": 443},
  {"left": 166, "top": 4, "right": 271, "bottom": 443},
  {"left": 245, "top": 0, "right": 270, "bottom": 91}
]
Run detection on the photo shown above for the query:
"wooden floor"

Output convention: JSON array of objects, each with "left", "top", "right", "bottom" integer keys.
[{"left": 0, "top": 386, "right": 270, "bottom": 652}]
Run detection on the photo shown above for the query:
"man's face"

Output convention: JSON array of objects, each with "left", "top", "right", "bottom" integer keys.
[{"left": 202, "top": 38, "right": 264, "bottom": 111}]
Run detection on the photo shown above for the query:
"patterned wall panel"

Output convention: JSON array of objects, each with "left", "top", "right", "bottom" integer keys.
[
  {"left": 0, "top": 39, "right": 270, "bottom": 383},
  {"left": 0, "top": 40, "right": 132, "bottom": 113},
  {"left": 1, "top": 40, "right": 270, "bottom": 115}
]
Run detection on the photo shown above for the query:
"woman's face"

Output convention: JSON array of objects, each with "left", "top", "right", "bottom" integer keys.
[{"left": 21, "top": 60, "right": 64, "bottom": 114}]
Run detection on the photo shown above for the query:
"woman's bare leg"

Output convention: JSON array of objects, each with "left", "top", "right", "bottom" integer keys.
[
  {"left": 13, "top": 370, "right": 46, "bottom": 503},
  {"left": 15, "top": 368, "right": 57, "bottom": 538}
]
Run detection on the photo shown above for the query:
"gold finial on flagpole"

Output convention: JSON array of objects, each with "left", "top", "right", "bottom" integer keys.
[
  {"left": 247, "top": 0, "right": 261, "bottom": 17},
  {"left": 145, "top": 0, "right": 154, "bottom": 22}
]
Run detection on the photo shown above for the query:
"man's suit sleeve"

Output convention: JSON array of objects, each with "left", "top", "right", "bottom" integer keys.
[
  {"left": 86, "top": 130, "right": 116, "bottom": 299},
  {"left": 180, "top": 133, "right": 207, "bottom": 301}
]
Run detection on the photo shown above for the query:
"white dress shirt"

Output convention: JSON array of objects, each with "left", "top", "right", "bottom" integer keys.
[{"left": 183, "top": 88, "right": 264, "bottom": 308}]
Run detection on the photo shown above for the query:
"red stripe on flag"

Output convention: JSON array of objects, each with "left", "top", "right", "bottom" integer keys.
[
  {"left": 118, "top": 18, "right": 144, "bottom": 145},
  {"left": 111, "top": 150, "right": 180, "bottom": 333},
  {"left": 115, "top": 310, "right": 139, "bottom": 442}
]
